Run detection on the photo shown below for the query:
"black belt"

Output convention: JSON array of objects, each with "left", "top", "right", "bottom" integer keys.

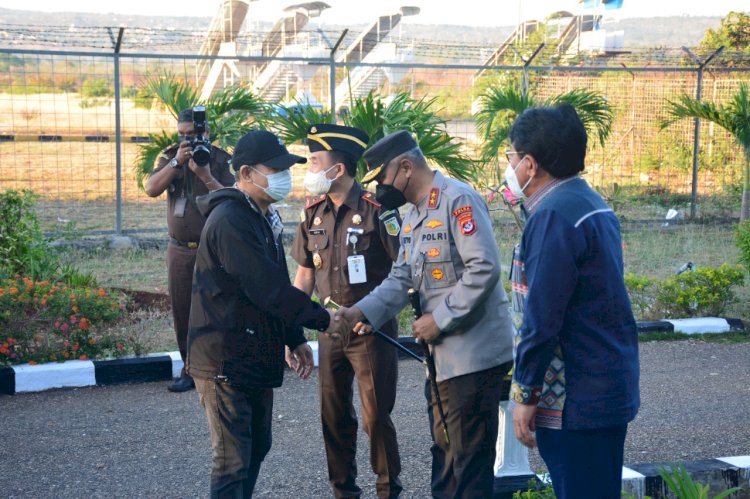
[{"left": 170, "top": 237, "right": 199, "bottom": 249}]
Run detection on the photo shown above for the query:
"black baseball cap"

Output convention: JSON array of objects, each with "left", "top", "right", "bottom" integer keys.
[{"left": 231, "top": 130, "right": 306, "bottom": 172}]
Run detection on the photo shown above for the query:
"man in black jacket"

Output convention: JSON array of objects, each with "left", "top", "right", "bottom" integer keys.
[{"left": 187, "top": 130, "right": 336, "bottom": 498}]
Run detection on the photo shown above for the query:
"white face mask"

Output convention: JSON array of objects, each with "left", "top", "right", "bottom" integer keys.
[
  {"left": 302, "top": 164, "right": 338, "bottom": 196},
  {"left": 504, "top": 159, "right": 532, "bottom": 199},
  {"left": 252, "top": 167, "right": 293, "bottom": 202}
]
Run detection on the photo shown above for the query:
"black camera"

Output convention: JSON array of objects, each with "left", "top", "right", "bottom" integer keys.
[{"left": 190, "top": 106, "right": 212, "bottom": 167}]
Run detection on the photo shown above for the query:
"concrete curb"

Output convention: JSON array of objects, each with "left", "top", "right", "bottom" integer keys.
[{"left": 1, "top": 318, "right": 746, "bottom": 395}]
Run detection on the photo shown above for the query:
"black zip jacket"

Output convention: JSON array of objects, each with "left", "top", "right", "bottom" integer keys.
[{"left": 186, "top": 187, "right": 330, "bottom": 388}]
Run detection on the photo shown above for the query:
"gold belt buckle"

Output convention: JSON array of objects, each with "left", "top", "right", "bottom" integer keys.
[{"left": 187, "top": 242, "right": 198, "bottom": 249}]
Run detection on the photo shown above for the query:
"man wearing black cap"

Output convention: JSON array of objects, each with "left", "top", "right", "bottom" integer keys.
[
  {"left": 290, "top": 124, "right": 403, "bottom": 499},
  {"left": 186, "top": 129, "right": 335, "bottom": 498},
  {"left": 335, "top": 130, "right": 514, "bottom": 498}
]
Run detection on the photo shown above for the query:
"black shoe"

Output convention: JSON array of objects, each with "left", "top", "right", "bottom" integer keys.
[{"left": 168, "top": 376, "right": 195, "bottom": 392}]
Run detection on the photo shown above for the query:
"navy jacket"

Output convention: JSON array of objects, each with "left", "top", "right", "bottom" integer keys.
[
  {"left": 186, "top": 188, "right": 330, "bottom": 388},
  {"left": 512, "top": 177, "right": 640, "bottom": 430}
]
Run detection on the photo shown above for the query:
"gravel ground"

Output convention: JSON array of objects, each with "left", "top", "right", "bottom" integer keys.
[{"left": 1, "top": 340, "right": 748, "bottom": 498}]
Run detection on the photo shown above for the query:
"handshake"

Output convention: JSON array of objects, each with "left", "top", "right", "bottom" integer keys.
[{"left": 322, "top": 299, "right": 373, "bottom": 339}]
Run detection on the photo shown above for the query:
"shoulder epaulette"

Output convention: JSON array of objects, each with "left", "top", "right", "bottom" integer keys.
[
  {"left": 155, "top": 144, "right": 179, "bottom": 166},
  {"left": 305, "top": 195, "right": 326, "bottom": 209},
  {"left": 362, "top": 192, "right": 381, "bottom": 207}
]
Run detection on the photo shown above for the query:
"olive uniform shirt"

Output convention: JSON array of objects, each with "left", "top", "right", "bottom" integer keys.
[
  {"left": 291, "top": 182, "right": 401, "bottom": 307},
  {"left": 153, "top": 145, "right": 234, "bottom": 243}
]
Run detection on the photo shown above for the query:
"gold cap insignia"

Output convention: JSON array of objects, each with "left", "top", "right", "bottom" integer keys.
[
  {"left": 352, "top": 214, "right": 362, "bottom": 225},
  {"left": 313, "top": 217, "right": 322, "bottom": 226}
]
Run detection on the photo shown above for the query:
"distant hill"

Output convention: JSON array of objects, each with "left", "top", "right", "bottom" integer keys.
[{"left": 0, "top": 7, "right": 727, "bottom": 49}]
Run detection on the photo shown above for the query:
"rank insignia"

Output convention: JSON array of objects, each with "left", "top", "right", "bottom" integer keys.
[
  {"left": 300, "top": 210, "right": 305, "bottom": 222},
  {"left": 313, "top": 217, "right": 322, "bottom": 226},
  {"left": 452, "top": 205, "right": 477, "bottom": 236},
  {"left": 431, "top": 268, "right": 444, "bottom": 280},
  {"left": 313, "top": 252, "right": 322, "bottom": 269},
  {"left": 425, "top": 219, "right": 443, "bottom": 229},
  {"left": 352, "top": 214, "right": 362, "bottom": 225},
  {"left": 427, "top": 187, "right": 440, "bottom": 209},
  {"left": 403, "top": 224, "right": 412, "bottom": 234},
  {"left": 384, "top": 216, "right": 400, "bottom": 236},
  {"left": 310, "top": 126, "right": 317, "bottom": 134}
]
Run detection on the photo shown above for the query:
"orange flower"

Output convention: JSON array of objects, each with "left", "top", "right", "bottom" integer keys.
[
  {"left": 79, "top": 318, "right": 91, "bottom": 331},
  {"left": 98, "top": 288, "right": 107, "bottom": 297},
  {"left": 28, "top": 360, "right": 38, "bottom": 366},
  {"left": 9, "top": 287, "right": 18, "bottom": 295},
  {"left": 79, "top": 354, "right": 89, "bottom": 361},
  {"left": 87, "top": 338, "right": 96, "bottom": 346},
  {"left": 72, "top": 305, "right": 79, "bottom": 313}
]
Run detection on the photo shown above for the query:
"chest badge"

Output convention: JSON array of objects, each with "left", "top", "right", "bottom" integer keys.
[
  {"left": 313, "top": 216, "right": 322, "bottom": 226},
  {"left": 313, "top": 252, "right": 323, "bottom": 269},
  {"left": 425, "top": 219, "right": 443, "bottom": 229},
  {"left": 426, "top": 247, "right": 440, "bottom": 258},
  {"left": 352, "top": 214, "right": 362, "bottom": 225},
  {"left": 431, "top": 268, "right": 444, "bottom": 280},
  {"left": 403, "top": 224, "right": 412, "bottom": 234}
]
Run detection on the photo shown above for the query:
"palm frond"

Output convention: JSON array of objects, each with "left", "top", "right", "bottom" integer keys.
[
  {"left": 141, "top": 70, "right": 198, "bottom": 118},
  {"left": 474, "top": 84, "right": 533, "bottom": 164},
  {"left": 661, "top": 94, "right": 729, "bottom": 130},
  {"left": 548, "top": 88, "right": 614, "bottom": 147},
  {"left": 266, "top": 102, "right": 334, "bottom": 145},
  {"left": 133, "top": 131, "right": 179, "bottom": 190},
  {"left": 726, "top": 83, "right": 750, "bottom": 159}
]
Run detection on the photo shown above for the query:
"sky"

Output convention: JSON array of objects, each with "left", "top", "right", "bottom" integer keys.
[{"left": 1, "top": 0, "right": 748, "bottom": 26}]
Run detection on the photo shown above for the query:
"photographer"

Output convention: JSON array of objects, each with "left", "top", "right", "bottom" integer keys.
[{"left": 145, "top": 107, "right": 234, "bottom": 393}]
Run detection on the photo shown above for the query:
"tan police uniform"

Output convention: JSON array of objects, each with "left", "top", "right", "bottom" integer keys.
[
  {"left": 152, "top": 145, "right": 233, "bottom": 372},
  {"left": 355, "top": 131, "right": 514, "bottom": 498},
  {"left": 290, "top": 124, "right": 403, "bottom": 499}
]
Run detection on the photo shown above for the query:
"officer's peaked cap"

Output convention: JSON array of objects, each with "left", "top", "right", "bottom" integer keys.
[
  {"left": 361, "top": 130, "right": 419, "bottom": 185},
  {"left": 306, "top": 124, "right": 369, "bottom": 160}
]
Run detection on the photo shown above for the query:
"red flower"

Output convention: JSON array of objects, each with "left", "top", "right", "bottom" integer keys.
[
  {"left": 79, "top": 318, "right": 91, "bottom": 331},
  {"left": 60, "top": 323, "right": 69, "bottom": 333},
  {"left": 79, "top": 355, "right": 89, "bottom": 361},
  {"left": 28, "top": 360, "right": 38, "bottom": 366}
]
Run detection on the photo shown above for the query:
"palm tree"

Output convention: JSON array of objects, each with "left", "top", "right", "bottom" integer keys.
[
  {"left": 270, "top": 90, "right": 476, "bottom": 182},
  {"left": 474, "top": 83, "right": 614, "bottom": 168},
  {"left": 133, "top": 70, "right": 267, "bottom": 189},
  {"left": 661, "top": 83, "right": 750, "bottom": 221}
]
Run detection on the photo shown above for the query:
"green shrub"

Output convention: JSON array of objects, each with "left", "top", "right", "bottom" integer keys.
[
  {"left": 0, "top": 189, "right": 58, "bottom": 280},
  {"left": 658, "top": 463, "right": 740, "bottom": 499},
  {"left": 625, "top": 264, "right": 744, "bottom": 320},
  {"left": 736, "top": 220, "right": 750, "bottom": 271},
  {"left": 0, "top": 276, "right": 126, "bottom": 365},
  {"left": 655, "top": 264, "right": 744, "bottom": 318},
  {"left": 81, "top": 78, "right": 112, "bottom": 98}
]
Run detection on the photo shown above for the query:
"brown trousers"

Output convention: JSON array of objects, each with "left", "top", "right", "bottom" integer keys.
[
  {"left": 318, "top": 318, "right": 402, "bottom": 499},
  {"left": 167, "top": 242, "right": 197, "bottom": 371},
  {"left": 426, "top": 362, "right": 513, "bottom": 499}
]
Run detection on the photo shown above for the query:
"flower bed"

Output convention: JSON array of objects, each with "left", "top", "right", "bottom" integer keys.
[{"left": 0, "top": 275, "right": 127, "bottom": 365}]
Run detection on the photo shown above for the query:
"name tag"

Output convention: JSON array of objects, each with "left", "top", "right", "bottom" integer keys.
[
  {"left": 173, "top": 197, "right": 187, "bottom": 218},
  {"left": 347, "top": 255, "right": 367, "bottom": 284}
]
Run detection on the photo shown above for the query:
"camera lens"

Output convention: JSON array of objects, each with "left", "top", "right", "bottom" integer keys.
[{"left": 192, "top": 144, "right": 211, "bottom": 166}]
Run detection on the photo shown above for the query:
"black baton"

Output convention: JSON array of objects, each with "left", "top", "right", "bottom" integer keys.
[
  {"left": 323, "top": 298, "right": 426, "bottom": 365},
  {"left": 408, "top": 287, "right": 450, "bottom": 445}
]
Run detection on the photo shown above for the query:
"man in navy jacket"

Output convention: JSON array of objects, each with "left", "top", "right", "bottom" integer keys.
[{"left": 507, "top": 104, "right": 640, "bottom": 499}]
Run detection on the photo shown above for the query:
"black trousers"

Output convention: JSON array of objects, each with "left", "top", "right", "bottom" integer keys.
[
  {"left": 537, "top": 424, "right": 628, "bottom": 499},
  {"left": 425, "top": 362, "right": 511, "bottom": 499},
  {"left": 195, "top": 378, "right": 273, "bottom": 498}
]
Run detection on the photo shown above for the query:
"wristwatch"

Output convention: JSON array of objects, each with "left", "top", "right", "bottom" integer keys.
[{"left": 168, "top": 158, "right": 181, "bottom": 169}]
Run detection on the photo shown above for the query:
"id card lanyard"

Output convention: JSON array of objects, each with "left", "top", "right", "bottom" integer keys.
[{"left": 346, "top": 227, "right": 366, "bottom": 284}]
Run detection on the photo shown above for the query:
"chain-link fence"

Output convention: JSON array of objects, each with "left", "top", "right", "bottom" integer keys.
[{"left": 1, "top": 25, "right": 749, "bottom": 235}]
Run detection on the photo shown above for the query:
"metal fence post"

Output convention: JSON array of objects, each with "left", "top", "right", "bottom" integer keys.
[
  {"left": 510, "top": 43, "right": 545, "bottom": 98},
  {"left": 328, "top": 30, "right": 348, "bottom": 122},
  {"left": 682, "top": 46, "right": 725, "bottom": 219},
  {"left": 111, "top": 27, "right": 125, "bottom": 235}
]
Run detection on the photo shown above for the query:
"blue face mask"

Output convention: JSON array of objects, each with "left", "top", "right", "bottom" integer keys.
[{"left": 252, "top": 167, "right": 292, "bottom": 202}]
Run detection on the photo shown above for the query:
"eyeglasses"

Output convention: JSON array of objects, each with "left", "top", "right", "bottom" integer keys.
[{"left": 505, "top": 150, "right": 525, "bottom": 162}]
